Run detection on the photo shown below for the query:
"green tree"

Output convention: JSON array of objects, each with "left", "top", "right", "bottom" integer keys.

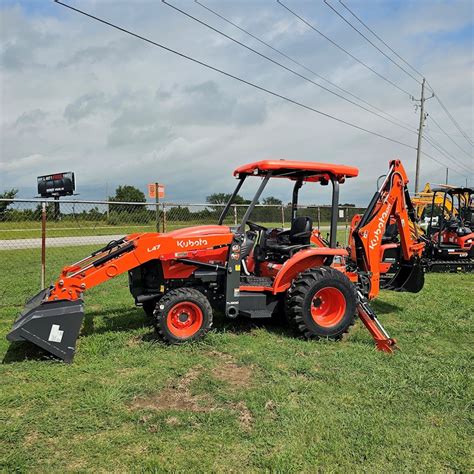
[
  {"left": 262, "top": 196, "right": 282, "bottom": 206},
  {"left": 206, "top": 193, "right": 249, "bottom": 205},
  {"left": 206, "top": 192, "right": 252, "bottom": 215},
  {"left": 109, "top": 185, "right": 147, "bottom": 218},
  {"left": 0, "top": 188, "right": 18, "bottom": 217},
  {"left": 109, "top": 185, "right": 146, "bottom": 203}
]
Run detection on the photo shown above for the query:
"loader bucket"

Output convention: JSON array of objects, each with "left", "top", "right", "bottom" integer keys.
[
  {"left": 382, "top": 259, "right": 425, "bottom": 293},
  {"left": 7, "top": 289, "right": 84, "bottom": 363}
]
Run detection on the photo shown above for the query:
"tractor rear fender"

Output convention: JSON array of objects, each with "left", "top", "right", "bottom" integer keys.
[{"left": 272, "top": 248, "right": 348, "bottom": 294}]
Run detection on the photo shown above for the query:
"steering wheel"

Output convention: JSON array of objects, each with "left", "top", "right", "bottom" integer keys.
[{"left": 246, "top": 221, "right": 268, "bottom": 232}]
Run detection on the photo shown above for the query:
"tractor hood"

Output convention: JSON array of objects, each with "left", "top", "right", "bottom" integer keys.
[{"left": 164, "top": 225, "right": 231, "bottom": 238}]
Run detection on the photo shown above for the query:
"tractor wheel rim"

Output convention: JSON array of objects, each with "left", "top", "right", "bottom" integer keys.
[
  {"left": 167, "top": 302, "right": 203, "bottom": 338},
  {"left": 310, "top": 287, "right": 346, "bottom": 328}
]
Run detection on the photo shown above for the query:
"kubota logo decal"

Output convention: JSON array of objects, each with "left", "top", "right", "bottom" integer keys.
[
  {"left": 177, "top": 238, "right": 208, "bottom": 248},
  {"left": 369, "top": 202, "right": 392, "bottom": 250}
]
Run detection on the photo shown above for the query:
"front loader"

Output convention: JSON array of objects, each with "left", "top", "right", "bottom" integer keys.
[{"left": 7, "top": 159, "right": 424, "bottom": 362}]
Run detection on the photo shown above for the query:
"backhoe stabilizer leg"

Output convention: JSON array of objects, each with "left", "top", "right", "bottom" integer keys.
[{"left": 356, "top": 291, "right": 398, "bottom": 353}]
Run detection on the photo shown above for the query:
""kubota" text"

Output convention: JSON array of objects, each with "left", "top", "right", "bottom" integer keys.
[
  {"left": 177, "top": 238, "right": 208, "bottom": 248},
  {"left": 368, "top": 202, "right": 392, "bottom": 250}
]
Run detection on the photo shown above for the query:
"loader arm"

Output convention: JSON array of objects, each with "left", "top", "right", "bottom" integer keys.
[
  {"left": 7, "top": 230, "right": 234, "bottom": 362},
  {"left": 351, "top": 160, "right": 425, "bottom": 299},
  {"left": 47, "top": 232, "right": 234, "bottom": 302}
]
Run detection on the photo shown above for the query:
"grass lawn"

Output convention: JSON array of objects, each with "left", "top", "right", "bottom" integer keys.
[{"left": 0, "top": 246, "right": 472, "bottom": 472}]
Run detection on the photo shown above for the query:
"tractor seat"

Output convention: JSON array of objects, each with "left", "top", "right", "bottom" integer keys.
[
  {"left": 241, "top": 231, "right": 257, "bottom": 259},
  {"left": 266, "top": 216, "right": 313, "bottom": 256}
]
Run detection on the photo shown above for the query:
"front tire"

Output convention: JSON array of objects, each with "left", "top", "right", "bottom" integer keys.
[
  {"left": 154, "top": 288, "right": 213, "bottom": 344},
  {"left": 285, "top": 267, "right": 356, "bottom": 340}
]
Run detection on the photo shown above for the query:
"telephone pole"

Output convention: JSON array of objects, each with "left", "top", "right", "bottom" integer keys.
[
  {"left": 413, "top": 78, "right": 435, "bottom": 193},
  {"left": 414, "top": 78, "right": 426, "bottom": 193},
  {"left": 445, "top": 168, "right": 449, "bottom": 185}
]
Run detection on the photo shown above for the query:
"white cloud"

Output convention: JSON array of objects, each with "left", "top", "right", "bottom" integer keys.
[{"left": 0, "top": 0, "right": 472, "bottom": 204}]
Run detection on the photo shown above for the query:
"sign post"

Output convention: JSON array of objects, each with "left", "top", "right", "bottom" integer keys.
[
  {"left": 155, "top": 182, "right": 160, "bottom": 233},
  {"left": 148, "top": 183, "right": 165, "bottom": 233}
]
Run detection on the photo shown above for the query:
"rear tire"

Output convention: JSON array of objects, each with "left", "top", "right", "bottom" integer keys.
[
  {"left": 154, "top": 288, "right": 213, "bottom": 344},
  {"left": 285, "top": 267, "right": 356, "bottom": 340}
]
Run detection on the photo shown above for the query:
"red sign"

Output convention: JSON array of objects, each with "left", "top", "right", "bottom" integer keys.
[{"left": 148, "top": 183, "right": 165, "bottom": 199}]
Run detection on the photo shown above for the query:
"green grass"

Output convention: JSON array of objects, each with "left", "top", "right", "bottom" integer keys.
[{"left": 0, "top": 246, "right": 472, "bottom": 472}]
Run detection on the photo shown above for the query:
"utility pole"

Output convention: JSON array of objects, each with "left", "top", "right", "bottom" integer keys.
[
  {"left": 445, "top": 168, "right": 449, "bottom": 185},
  {"left": 414, "top": 78, "right": 427, "bottom": 193},
  {"left": 413, "top": 78, "right": 435, "bottom": 193}
]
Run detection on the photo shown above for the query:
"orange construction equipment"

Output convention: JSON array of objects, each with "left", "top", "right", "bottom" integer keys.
[{"left": 7, "top": 159, "right": 424, "bottom": 362}]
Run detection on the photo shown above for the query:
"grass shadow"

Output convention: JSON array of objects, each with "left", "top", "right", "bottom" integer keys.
[
  {"left": 2, "top": 341, "right": 58, "bottom": 364},
  {"left": 370, "top": 299, "right": 401, "bottom": 315},
  {"left": 3, "top": 305, "right": 296, "bottom": 364},
  {"left": 81, "top": 306, "right": 151, "bottom": 336},
  {"left": 212, "top": 309, "right": 295, "bottom": 338}
]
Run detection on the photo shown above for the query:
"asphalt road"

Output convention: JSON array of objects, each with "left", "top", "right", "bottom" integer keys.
[
  {"left": 0, "top": 235, "right": 125, "bottom": 250},
  {"left": 1, "top": 225, "right": 349, "bottom": 251}
]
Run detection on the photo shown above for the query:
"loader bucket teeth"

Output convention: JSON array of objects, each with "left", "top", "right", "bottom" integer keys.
[
  {"left": 7, "top": 290, "right": 84, "bottom": 363},
  {"left": 383, "top": 260, "right": 425, "bottom": 293}
]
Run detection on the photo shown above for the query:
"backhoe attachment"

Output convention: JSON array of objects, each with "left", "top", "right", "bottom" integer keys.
[
  {"left": 381, "top": 257, "right": 425, "bottom": 293},
  {"left": 356, "top": 290, "right": 398, "bottom": 353}
]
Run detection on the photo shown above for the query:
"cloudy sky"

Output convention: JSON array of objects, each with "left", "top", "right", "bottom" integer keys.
[{"left": 0, "top": 0, "right": 472, "bottom": 205}]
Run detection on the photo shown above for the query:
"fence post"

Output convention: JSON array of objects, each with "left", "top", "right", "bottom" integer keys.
[
  {"left": 155, "top": 182, "right": 160, "bottom": 233},
  {"left": 233, "top": 205, "right": 237, "bottom": 226},
  {"left": 281, "top": 204, "right": 285, "bottom": 227},
  {"left": 41, "top": 202, "right": 46, "bottom": 290},
  {"left": 162, "top": 203, "right": 167, "bottom": 233},
  {"left": 317, "top": 207, "right": 321, "bottom": 230}
]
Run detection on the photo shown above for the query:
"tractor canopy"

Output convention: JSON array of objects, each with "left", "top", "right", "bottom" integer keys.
[{"left": 234, "top": 159, "right": 359, "bottom": 183}]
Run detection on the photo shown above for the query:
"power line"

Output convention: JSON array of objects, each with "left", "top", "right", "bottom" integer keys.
[
  {"left": 428, "top": 114, "right": 473, "bottom": 159},
  {"left": 53, "top": 0, "right": 468, "bottom": 181},
  {"left": 323, "top": 0, "right": 421, "bottom": 85},
  {"left": 423, "top": 135, "right": 471, "bottom": 174},
  {"left": 277, "top": 0, "right": 414, "bottom": 98},
  {"left": 423, "top": 128, "right": 474, "bottom": 141},
  {"left": 196, "top": 0, "right": 418, "bottom": 133},
  {"left": 430, "top": 88, "right": 474, "bottom": 147},
  {"left": 421, "top": 151, "right": 469, "bottom": 178},
  {"left": 53, "top": 0, "right": 417, "bottom": 149},
  {"left": 338, "top": 0, "right": 424, "bottom": 80},
  {"left": 163, "top": 0, "right": 416, "bottom": 134},
  {"left": 424, "top": 132, "right": 472, "bottom": 172},
  {"left": 334, "top": 1, "right": 473, "bottom": 153}
]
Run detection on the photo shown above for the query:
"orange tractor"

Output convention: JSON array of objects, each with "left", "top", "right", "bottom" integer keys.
[{"left": 7, "top": 159, "right": 424, "bottom": 362}]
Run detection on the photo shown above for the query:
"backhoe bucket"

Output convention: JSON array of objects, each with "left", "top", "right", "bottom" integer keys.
[
  {"left": 7, "top": 289, "right": 84, "bottom": 363},
  {"left": 382, "top": 259, "right": 425, "bottom": 293}
]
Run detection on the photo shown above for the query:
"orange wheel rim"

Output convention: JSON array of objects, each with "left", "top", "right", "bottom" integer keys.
[
  {"left": 310, "top": 287, "right": 346, "bottom": 328},
  {"left": 167, "top": 302, "right": 203, "bottom": 338}
]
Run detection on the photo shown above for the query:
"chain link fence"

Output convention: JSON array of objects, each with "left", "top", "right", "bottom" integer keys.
[{"left": 0, "top": 198, "right": 365, "bottom": 306}]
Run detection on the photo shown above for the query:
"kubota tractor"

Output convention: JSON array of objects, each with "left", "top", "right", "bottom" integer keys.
[{"left": 7, "top": 159, "right": 425, "bottom": 362}]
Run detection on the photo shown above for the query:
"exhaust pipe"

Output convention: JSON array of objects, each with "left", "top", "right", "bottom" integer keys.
[{"left": 7, "top": 289, "right": 84, "bottom": 363}]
